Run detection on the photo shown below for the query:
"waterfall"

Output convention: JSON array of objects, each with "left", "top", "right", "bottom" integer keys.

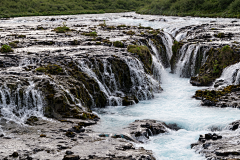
[
  {"left": 175, "top": 43, "right": 209, "bottom": 78},
  {"left": 0, "top": 81, "right": 44, "bottom": 132},
  {"left": 214, "top": 62, "right": 240, "bottom": 86},
  {"left": 161, "top": 32, "right": 173, "bottom": 60},
  {"left": 176, "top": 44, "right": 197, "bottom": 77}
]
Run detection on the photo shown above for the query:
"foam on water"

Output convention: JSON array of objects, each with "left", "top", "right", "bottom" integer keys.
[{"left": 93, "top": 69, "right": 240, "bottom": 159}]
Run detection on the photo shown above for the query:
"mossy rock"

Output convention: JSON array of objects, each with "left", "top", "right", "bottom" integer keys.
[
  {"left": 127, "top": 45, "right": 152, "bottom": 74},
  {"left": 36, "top": 64, "right": 63, "bottom": 75},
  {"left": 125, "top": 30, "right": 135, "bottom": 35},
  {"left": 170, "top": 41, "right": 184, "bottom": 72},
  {"left": 191, "top": 45, "right": 240, "bottom": 86},
  {"left": 0, "top": 44, "right": 13, "bottom": 53},
  {"left": 25, "top": 116, "right": 39, "bottom": 125},
  {"left": 113, "top": 41, "right": 124, "bottom": 48},
  {"left": 54, "top": 26, "right": 70, "bottom": 33},
  {"left": 108, "top": 58, "right": 133, "bottom": 93},
  {"left": 194, "top": 85, "right": 240, "bottom": 102},
  {"left": 9, "top": 42, "right": 17, "bottom": 48},
  {"left": 81, "top": 32, "right": 97, "bottom": 37}
]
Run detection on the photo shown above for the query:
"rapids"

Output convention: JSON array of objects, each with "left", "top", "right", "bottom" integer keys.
[{"left": 93, "top": 69, "right": 240, "bottom": 159}]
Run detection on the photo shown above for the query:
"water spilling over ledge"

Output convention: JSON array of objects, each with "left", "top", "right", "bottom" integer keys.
[{"left": 0, "top": 12, "right": 240, "bottom": 159}]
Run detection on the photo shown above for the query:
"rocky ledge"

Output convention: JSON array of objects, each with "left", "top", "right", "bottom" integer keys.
[
  {"left": 0, "top": 118, "right": 157, "bottom": 160},
  {"left": 193, "top": 85, "right": 240, "bottom": 108},
  {"left": 191, "top": 120, "right": 240, "bottom": 160},
  {"left": 123, "top": 119, "right": 181, "bottom": 143}
]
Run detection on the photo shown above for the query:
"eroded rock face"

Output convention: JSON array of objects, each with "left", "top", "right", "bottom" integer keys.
[
  {"left": 0, "top": 20, "right": 168, "bottom": 126},
  {"left": 191, "top": 120, "right": 240, "bottom": 160}
]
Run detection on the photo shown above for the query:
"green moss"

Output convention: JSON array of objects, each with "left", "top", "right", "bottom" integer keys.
[
  {"left": 106, "top": 26, "right": 115, "bottom": 30},
  {"left": 125, "top": 30, "right": 135, "bottom": 35},
  {"left": 191, "top": 45, "right": 239, "bottom": 86},
  {"left": 82, "top": 31, "right": 97, "bottom": 37},
  {"left": 195, "top": 85, "right": 240, "bottom": 102},
  {"left": 36, "top": 64, "right": 63, "bottom": 75},
  {"left": 214, "top": 32, "right": 225, "bottom": 38},
  {"left": 170, "top": 41, "right": 183, "bottom": 71},
  {"left": 54, "top": 23, "right": 70, "bottom": 33},
  {"left": 127, "top": 45, "right": 152, "bottom": 74},
  {"left": 148, "top": 30, "right": 160, "bottom": 35},
  {"left": 9, "top": 42, "right": 17, "bottom": 48},
  {"left": 18, "top": 35, "right": 26, "bottom": 38},
  {"left": 117, "top": 24, "right": 127, "bottom": 28},
  {"left": 71, "top": 39, "right": 79, "bottom": 45},
  {"left": 113, "top": 41, "right": 124, "bottom": 48},
  {"left": 0, "top": 44, "right": 13, "bottom": 53},
  {"left": 95, "top": 41, "right": 101, "bottom": 45}
]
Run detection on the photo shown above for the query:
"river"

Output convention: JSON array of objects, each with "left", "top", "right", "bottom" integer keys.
[
  {"left": 1, "top": 12, "right": 240, "bottom": 159},
  {"left": 93, "top": 68, "right": 240, "bottom": 159}
]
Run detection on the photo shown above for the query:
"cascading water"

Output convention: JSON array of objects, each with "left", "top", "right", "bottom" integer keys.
[
  {"left": 93, "top": 68, "right": 240, "bottom": 159},
  {"left": 214, "top": 62, "right": 240, "bottom": 86},
  {"left": 0, "top": 81, "right": 44, "bottom": 134}
]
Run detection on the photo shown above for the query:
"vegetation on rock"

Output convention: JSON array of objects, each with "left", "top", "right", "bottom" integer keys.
[
  {"left": 0, "top": 44, "right": 13, "bottom": 53},
  {"left": 195, "top": 85, "right": 240, "bottom": 103},
  {"left": 36, "top": 64, "right": 63, "bottom": 75},
  {"left": 128, "top": 45, "right": 152, "bottom": 74},
  {"left": 170, "top": 41, "right": 184, "bottom": 71},
  {"left": 81, "top": 32, "right": 97, "bottom": 37},
  {"left": 54, "top": 23, "right": 70, "bottom": 33},
  {"left": 190, "top": 45, "right": 240, "bottom": 86},
  {"left": 113, "top": 41, "right": 124, "bottom": 48}
]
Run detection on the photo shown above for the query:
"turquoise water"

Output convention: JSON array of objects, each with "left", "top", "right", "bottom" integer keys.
[{"left": 93, "top": 69, "right": 240, "bottom": 160}]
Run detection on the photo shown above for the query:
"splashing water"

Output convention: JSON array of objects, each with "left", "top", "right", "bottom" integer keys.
[
  {"left": 0, "top": 81, "right": 45, "bottom": 134},
  {"left": 93, "top": 69, "right": 240, "bottom": 159}
]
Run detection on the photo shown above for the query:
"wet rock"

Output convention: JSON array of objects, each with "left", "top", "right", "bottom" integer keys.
[
  {"left": 125, "top": 119, "right": 170, "bottom": 142},
  {"left": 229, "top": 120, "right": 240, "bottom": 130}
]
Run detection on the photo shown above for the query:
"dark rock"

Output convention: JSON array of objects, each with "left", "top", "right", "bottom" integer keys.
[
  {"left": 65, "top": 131, "right": 76, "bottom": 137},
  {"left": 63, "top": 155, "right": 80, "bottom": 160},
  {"left": 203, "top": 143, "right": 211, "bottom": 149},
  {"left": 125, "top": 119, "right": 170, "bottom": 142},
  {"left": 205, "top": 133, "right": 212, "bottom": 140},
  {"left": 12, "top": 152, "right": 19, "bottom": 157},
  {"left": 66, "top": 151, "right": 74, "bottom": 155},
  {"left": 229, "top": 120, "right": 240, "bottom": 130},
  {"left": 202, "top": 99, "right": 216, "bottom": 106},
  {"left": 167, "top": 123, "right": 182, "bottom": 131},
  {"left": 190, "top": 143, "right": 198, "bottom": 149}
]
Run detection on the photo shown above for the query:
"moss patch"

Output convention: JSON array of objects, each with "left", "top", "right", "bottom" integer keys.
[
  {"left": 36, "top": 64, "right": 63, "bottom": 75},
  {"left": 54, "top": 25, "right": 70, "bottom": 33},
  {"left": 195, "top": 85, "right": 240, "bottom": 103},
  {"left": 127, "top": 45, "right": 152, "bottom": 74},
  {"left": 0, "top": 44, "right": 13, "bottom": 53},
  {"left": 113, "top": 41, "right": 124, "bottom": 48}
]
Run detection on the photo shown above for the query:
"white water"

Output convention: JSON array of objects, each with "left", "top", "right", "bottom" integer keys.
[
  {"left": 215, "top": 62, "right": 240, "bottom": 86},
  {"left": 94, "top": 69, "right": 240, "bottom": 159},
  {"left": 0, "top": 81, "right": 45, "bottom": 134}
]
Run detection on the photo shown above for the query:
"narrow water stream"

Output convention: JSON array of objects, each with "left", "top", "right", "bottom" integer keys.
[{"left": 93, "top": 69, "right": 240, "bottom": 159}]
